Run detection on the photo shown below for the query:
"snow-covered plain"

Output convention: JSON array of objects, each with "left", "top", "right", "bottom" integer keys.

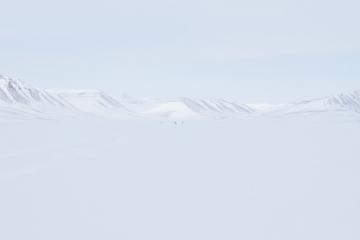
[
  {"left": 1, "top": 75, "right": 360, "bottom": 239},
  {"left": 1, "top": 118, "right": 360, "bottom": 240}
]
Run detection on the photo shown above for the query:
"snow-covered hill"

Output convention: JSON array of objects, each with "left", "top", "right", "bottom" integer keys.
[
  {"left": 0, "top": 75, "right": 133, "bottom": 120},
  {"left": 0, "top": 74, "right": 359, "bottom": 120},
  {"left": 0, "top": 75, "right": 62, "bottom": 106},
  {"left": 0, "top": 75, "right": 256, "bottom": 120},
  {"left": 46, "top": 89, "right": 133, "bottom": 118},
  {"left": 122, "top": 97, "right": 254, "bottom": 120},
  {"left": 264, "top": 90, "right": 360, "bottom": 118}
]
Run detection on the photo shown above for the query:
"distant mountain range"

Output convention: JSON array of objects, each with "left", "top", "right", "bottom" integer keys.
[{"left": 0, "top": 75, "right": 359, "bottom": 120}]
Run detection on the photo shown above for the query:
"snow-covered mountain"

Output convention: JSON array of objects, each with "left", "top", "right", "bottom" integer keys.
[
  {"left": 0, "top": 74, "right": 359, "bottom": 120},
  {"left": 0, "top": 75, "right": 256, "bottom": 120},
  {"left": 0, "top": 75, "right": 133, "bottom": 120},
  {"left": 46, "top": 89, "right": 132, "bottom": 117},
  {"left": 265, "top": 90, "right": 360, "bottom": 117},
  {"left": 122, "top": 97, "right": 254, "bottom": 119},
  {"left": 0, "top": 75, "right": 61, "bottom": 106}
]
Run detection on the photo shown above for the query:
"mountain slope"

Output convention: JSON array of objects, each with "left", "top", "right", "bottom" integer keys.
[
  {"left": 327, "top": 90, "right": 360, "bottom": 112},
  {"left": 0, "top": 75, "right": 134, "bottom": 119},
  {"left": 0, "top": 74, "right": 359, "bottom": 120},
  {"left": 0, "top": 75, "right": 64, "bottom": 106},
  {"left": 46, "top": 89, "right": 132, "bottom": 117},
  {"left": 121, "top": 97, "right": 254, "bottom": 120},
  {"left": 267, "top": 90, "right": 360, "bottom": 117}
]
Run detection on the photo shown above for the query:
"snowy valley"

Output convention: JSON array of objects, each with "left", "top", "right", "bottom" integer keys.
[{"left": 1, "top": 74, "right": 360, "bottom": 240}]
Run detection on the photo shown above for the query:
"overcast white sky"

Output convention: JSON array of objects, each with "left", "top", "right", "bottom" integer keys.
[{"left": 1, "top": 0, "right": 360, "bottom": 102}]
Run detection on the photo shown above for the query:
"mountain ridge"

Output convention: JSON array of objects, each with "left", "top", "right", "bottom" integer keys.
[{"left": 0, "top": 75, "right": 359, "bottom": 120}]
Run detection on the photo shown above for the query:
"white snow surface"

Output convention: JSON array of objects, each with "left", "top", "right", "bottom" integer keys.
[
  {"left": 1, "top": 75, "right": 360, "bottom": 239},
  {"left": 1, "top": 118, "right": 359, "bottom": 240}
]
